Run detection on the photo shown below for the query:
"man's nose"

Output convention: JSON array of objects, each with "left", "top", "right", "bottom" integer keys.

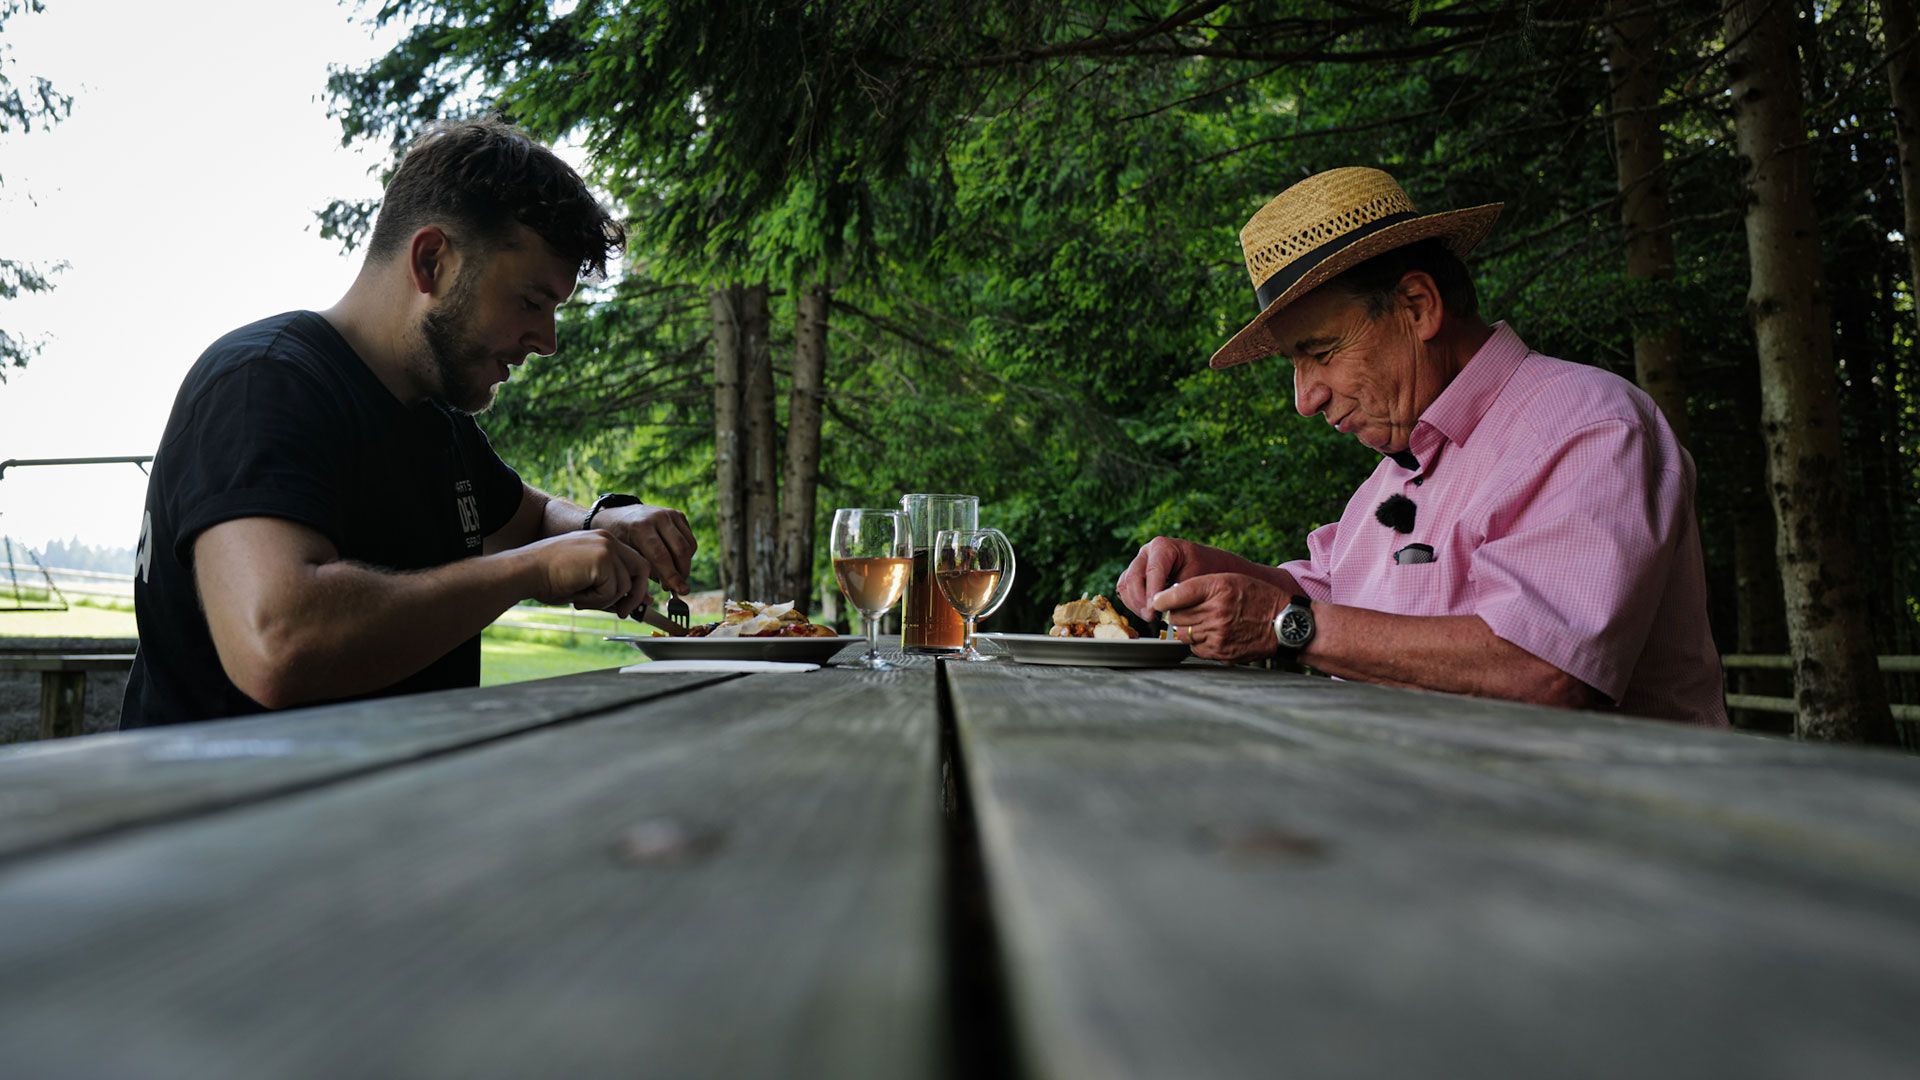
[
  {"left": 525, "top": 314, "right": 558, "bottom": 357},
  {"left": 1293, "top": 364, "right": 1326, "bottom": 417}
]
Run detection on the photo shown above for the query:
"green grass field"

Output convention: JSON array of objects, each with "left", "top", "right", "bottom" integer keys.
[
  {"left": 0, "top": 601, "right": 640, "bottom": 686},
  {"left": 478, "top": 630, "right": 639, "bottom": 685}
]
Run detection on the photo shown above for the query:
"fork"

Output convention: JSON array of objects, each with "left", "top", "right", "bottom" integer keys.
[{"left": 666, "top": 593, "right": 692, "bottom": 633}]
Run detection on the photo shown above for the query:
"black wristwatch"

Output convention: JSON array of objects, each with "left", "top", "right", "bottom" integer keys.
[
  {"left": 583, "top": 493, "right": 641, "bottom": 531},
  {"left": 1273, "top": 594, "right": 1315, "bottom": 656}
]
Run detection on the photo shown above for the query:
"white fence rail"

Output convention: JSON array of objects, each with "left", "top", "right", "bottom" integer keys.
[{"left": 2, "top": 563, "right": 626, "bottom": 638}]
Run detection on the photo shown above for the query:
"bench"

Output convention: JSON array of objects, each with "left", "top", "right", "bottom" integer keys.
[{"left": 0, "top": 653, "right": 136, "bottom": 739}]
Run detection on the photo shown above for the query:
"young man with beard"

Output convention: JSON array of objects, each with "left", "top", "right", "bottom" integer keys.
[{"left": 121, "top": 118, "right": 695, "bottom": 727}]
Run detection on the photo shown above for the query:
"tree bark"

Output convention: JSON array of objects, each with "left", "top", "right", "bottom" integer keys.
[
  {"left": 1722, "top": 0, "right": 1896, "bottom": 744},
  {"left": 780, "top": 281, "right": 830, "bottom": 612},
  {"left": 710, "top": 286, "right": 750, "bottom": 601},
  {"left": 740, "top": 282, "right": 780, "bottom": 601},
  {"left": 1732, "top": 364, "right": 1789, "bottom": 730},
  {"left": 1605, "top": 0, "right": 1689, "bottom": 446},
  {"left": 1883, "top": 0, "right": 1920, "bottom": 343}
]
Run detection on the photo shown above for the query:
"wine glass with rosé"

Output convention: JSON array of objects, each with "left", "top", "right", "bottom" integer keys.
[
  {"left": 932, "top": 527, "right": 1016, "bottom": 662},
  {"left": 830, "top": 508, "right": 912, "bottom": 670}
]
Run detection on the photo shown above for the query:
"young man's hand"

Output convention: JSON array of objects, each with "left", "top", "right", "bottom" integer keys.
[
  {"left": 589, "top": 503, "right": 696, "bottom": 595},
  {"left": 520, "top": 531, "right": 652, "bottom": 617}
]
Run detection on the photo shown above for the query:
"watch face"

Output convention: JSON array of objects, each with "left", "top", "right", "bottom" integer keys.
[{"left": 1279, "top": 609, "right": 1312, "bottom": 647}]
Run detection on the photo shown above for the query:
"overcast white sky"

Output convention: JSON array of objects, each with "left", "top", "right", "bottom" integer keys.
[{"left": 0, "top": 0, "right": 409, "bottom": 552}]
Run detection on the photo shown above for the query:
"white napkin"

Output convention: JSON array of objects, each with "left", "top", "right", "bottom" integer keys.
[{"left": 620, "top": 660, "right": 822, "bottom": 674}]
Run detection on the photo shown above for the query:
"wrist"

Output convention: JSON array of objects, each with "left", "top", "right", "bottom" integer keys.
[
  {"left": 1272, "top": 593, "right": 1316, "bottom": 659},
  {"left": 493, "top": 543, "right": 548, "bottom": 603},
  {"left": 583, "top": 492, "right": 641, "bottom": 531}
]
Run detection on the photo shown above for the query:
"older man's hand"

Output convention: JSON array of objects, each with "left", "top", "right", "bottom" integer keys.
[
  {"left": 1149, "top": 573, "right": 1293, "bottom": 663},
  {"left": 1117, "top": 537, "right": 1252, "bottom": 621}
]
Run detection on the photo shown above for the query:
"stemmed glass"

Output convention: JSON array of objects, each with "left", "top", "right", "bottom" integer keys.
[
  {"left": 932, "top": 528, "right": 1016, "bottom": 662},
  {"left": 830, "top": 508, "right": 912, "bottom": 670}
]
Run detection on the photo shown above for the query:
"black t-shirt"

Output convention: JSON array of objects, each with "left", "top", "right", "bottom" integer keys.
[{"left": 121, "top": 311, "right": 523, "bottom": 728}]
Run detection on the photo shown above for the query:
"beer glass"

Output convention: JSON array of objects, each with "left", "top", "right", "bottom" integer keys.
[
  {"left": 900, "top": 493, "right": 977, "bottom": 653},
  {"left": 933, "top": 528, "right": 1016, "bottom": 662}
]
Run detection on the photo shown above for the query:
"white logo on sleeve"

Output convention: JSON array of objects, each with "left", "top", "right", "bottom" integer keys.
[
  {"left": 454, "top": 479, "right": 481, "bottom": 549},
  {"left": 136, "top": 509, "right": 154, "bottom": 584}
]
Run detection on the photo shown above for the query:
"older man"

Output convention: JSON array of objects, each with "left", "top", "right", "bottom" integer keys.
[{"left": 1117, "top": 168, "right": 1726, "bottom": 725}]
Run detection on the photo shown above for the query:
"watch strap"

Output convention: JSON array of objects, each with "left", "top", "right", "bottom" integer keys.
[{"left": 583, "top": 493, "right": 641, "bottom": 531}]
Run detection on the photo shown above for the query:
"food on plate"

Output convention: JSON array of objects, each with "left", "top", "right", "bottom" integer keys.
[
  {"left": 683, "top": 600, "right": 838, "bottom": 638},
  {"left": 1048, "top": 594, "right": 1139, "bottom": 640}
]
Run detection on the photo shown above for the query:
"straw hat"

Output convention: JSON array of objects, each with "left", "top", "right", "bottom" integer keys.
[{"left": 1209, "top": 167, "right": 1503, "bottom": 369}]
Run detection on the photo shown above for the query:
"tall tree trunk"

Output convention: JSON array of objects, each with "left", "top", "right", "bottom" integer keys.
[
  {"left": 1605, "top": 0, "right": 1690, "bottom": 446},
  {"left": 740, "top": 283, "right": 780, "bottom": 601},
  {"left": 1884, "top": 0, "right": 1920, "bottom": 343},
  {"left": 780, "top": 281, "right": 830, "bottom": 612},
  {"left": 710, "top": 286, "right": 749, "bottom": 601},
  {"left": 1722, "top": 0, "right": 1896, "bottom": 744},
  {"left": 1731, "top": 361, "right": 1790, "bottom": 730}
]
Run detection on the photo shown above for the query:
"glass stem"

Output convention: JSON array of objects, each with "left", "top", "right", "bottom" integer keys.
[
  {"left": 866, "top": 614, "right": 880, "bottom": 661},
  {"left": 963, "top": 614, "right": 976, "bottom": 654}
]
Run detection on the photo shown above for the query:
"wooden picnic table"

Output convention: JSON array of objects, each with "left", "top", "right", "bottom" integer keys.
[{"left": 0, "top": 643, "right": 1916, "bottom": 1078}]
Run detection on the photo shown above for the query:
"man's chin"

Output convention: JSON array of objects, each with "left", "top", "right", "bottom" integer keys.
[{"left": 445, "top": 384, "right": 499, "bottom": 415}]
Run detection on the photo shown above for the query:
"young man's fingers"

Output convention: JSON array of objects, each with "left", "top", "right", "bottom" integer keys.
[{"left": 654, "top": 509, "right": 696, "bottom": 580}]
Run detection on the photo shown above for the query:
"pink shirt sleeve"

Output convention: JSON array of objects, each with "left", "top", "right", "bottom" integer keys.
[
  {"left": 1279, "top": 519, "right": 1339, "bottom": 603},
  {"left": 1470, "top": 418, "right": 1686, "bottom": 702}
]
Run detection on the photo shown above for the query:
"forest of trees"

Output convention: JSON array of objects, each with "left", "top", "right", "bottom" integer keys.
[{"left": 149, "top": 0, "right": 1920, "bottom": 743}]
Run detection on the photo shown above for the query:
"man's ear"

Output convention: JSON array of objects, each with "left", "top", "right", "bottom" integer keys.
[
  {"left": 1397, "top": 270, "right": 1446, "bottom": 342},
  {"left": 406, "top": 226, "right": 454, "bottom": 296}
]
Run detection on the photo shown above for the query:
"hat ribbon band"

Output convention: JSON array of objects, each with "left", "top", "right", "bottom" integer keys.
[{"left": 1253, "top": 210, "right": 1418, "bottom": 310}]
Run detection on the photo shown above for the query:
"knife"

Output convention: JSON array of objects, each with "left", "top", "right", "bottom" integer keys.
[{"left": 634, "top": 603, "right": 689, "bottom": 637}]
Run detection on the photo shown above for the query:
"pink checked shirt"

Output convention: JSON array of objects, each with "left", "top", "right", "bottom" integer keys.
[{"left": 1280, "top": 324, "right": 1728, "bottom": 726}]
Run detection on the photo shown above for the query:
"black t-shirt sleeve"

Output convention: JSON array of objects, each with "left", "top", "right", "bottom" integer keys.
[
  {"left": 455, "top": 413, "right": 524, "bottom": 537},
  {"left": 165, "top": 360, "right": 351, "bottom": 564}
]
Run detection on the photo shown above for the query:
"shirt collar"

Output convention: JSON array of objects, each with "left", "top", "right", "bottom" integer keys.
[{"left": 1408, "top": 321, "right": 1530, "bottom": 456}]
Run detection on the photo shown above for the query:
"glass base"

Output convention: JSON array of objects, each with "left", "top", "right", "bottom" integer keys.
[
  {"left": 949, "top": 647, "right": 999, "bottom": 662},
  {"left": 850, "top": 653, "right": 899, "bottom": 670}
]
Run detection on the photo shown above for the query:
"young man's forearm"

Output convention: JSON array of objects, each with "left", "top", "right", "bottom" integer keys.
[
  {"left": 229, "top": 550, "right": 538, "bottom": 709},
  {"left": 483, "top": 486, "right": 587, "bottom": 554}
]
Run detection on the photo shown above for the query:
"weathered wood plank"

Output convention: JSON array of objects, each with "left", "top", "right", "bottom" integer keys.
[
  {"left": 0, "top": 669, "right": 733, "bottom": 862},
  {"left": 0, "top": 663, "right": 945, "bottom": 1078},
  {"left": 947, "top": 661, "right": 1920, "bottom": 1080},
  {"left": 1128, "top": 666, "right": 1920, "bottom": 861}
]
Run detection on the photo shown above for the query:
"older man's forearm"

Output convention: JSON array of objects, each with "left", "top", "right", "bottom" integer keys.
[{"left": 1301, "top": 603, "right": 1602, "bottom": 709}]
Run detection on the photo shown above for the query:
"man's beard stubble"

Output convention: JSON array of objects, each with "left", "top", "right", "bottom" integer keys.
[{"left": 419, "top": 267, "right": 500, "bottom": 415}]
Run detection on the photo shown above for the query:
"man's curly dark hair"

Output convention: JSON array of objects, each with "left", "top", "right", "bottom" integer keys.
[{"left": 366, "top": 116, "right": 626, "bottom": 279}]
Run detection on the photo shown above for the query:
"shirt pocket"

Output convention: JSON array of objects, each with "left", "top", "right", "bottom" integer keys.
[{"left": 1360, "top": 553, "right": 1470, "bottom": 617}]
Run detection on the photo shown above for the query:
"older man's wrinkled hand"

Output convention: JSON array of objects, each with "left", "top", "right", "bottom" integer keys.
[
  {"left": 1118, "top": 537, "right": 1228, "bottom": 621},
  {"left": 1148, "top": 572, "right": 1291, "bottom": 663}
]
